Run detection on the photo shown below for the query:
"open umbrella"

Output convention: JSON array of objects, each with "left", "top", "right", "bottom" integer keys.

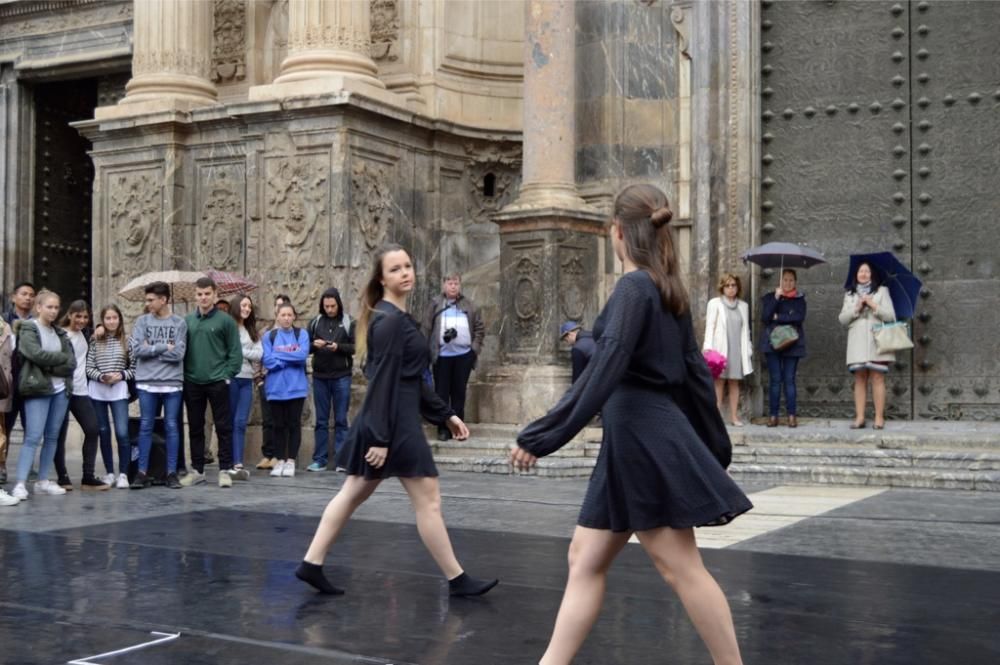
[
  {"left": 741, "top": 242, "right": 827, "bottom": 270},
  {"left": 844, "top": 252, "right": 922, "bottom": 320},
  {"left": 118, "top": 270, "right": 257, "bottom": 302}
]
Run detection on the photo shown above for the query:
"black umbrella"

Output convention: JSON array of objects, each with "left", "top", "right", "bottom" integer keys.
[
  {"left": 742, "top": 242, "right": 827, "bottom": 271},
  {"left": 845, "top": 252, "right": 922, "bottom": 320}
]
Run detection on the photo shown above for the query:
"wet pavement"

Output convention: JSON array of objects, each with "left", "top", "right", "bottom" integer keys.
[{"left": 2, "top": 461, "right": 1000, "bottom": 664}]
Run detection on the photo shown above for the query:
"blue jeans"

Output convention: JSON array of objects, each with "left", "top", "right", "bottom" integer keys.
[
  {"left": 93, "top": 398, "right": 131, "bottom": 475},
  {"left": 15, "top": 391, "right": 71, "bottom": 483},
  {"left": 228, "top": 377, "right": 254, "bottom": 467},
  {"left": 137, "top": 389, "right": 183, "bottom": 474},
  {"left": 312, "top": 375, "right": 351, "bottom": 466},
  {"left": 766, "top": 353, "right": 800, "bottom": 417}
]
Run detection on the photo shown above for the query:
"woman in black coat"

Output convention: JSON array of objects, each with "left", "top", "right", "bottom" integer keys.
[
  {"left": 760, "top": 268, "right": 807, "bottom": 427},
  {"left": 512, "top": 185, "right": 751, "bottom": 665},
  {"left": 295, "top": 244, "right": 497, "bottom": 598}
]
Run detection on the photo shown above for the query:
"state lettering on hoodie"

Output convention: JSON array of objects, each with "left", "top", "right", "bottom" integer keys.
[{"left": 143, "top": 324, "right": 179, "bottom": 344}]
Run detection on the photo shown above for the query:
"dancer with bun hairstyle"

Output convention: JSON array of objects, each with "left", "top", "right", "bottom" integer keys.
[
  {"left": 296, "top": 244, "right": 498, "bottom": 598},
  {"left": 512, "top": 184, "right": 751, "bottom": 665}
]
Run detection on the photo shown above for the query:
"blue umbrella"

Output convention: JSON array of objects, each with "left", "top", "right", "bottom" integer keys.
[{"left": 844, "top": 252, "right": 922, "bottom": 320}]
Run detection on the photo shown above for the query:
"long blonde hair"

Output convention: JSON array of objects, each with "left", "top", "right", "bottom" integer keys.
[{"left": 355, "top": 243, "right": 408, "bottom": 362}]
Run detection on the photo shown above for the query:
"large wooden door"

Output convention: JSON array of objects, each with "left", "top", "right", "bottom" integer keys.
[{"left": 759, "top": 0, "right": 1000, "bottom": 420}]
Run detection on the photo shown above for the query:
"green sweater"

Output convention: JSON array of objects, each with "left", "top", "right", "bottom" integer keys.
[{"left": 184, "top": 307, "right": 242, "bottom": 384}]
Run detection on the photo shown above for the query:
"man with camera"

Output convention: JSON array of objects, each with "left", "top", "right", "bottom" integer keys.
[{"left": 421, "top": 273, "right": 485, "bottom": 441}]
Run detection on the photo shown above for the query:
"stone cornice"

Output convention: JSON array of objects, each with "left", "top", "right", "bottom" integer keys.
[{"left": 0, "top": 0, "right": 106, "bottom": 19}]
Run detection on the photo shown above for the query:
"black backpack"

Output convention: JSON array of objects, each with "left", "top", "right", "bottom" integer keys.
[{"left": 269, "top": 326, "right": 302, "bottom": 345}]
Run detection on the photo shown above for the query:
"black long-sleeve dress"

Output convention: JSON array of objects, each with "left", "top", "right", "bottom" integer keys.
[
  {"left": 518, "top": 271, "right": 753, "bottom": 532},
  {"left": 335, "top": 301, "right": 454, "bottom": 479}
]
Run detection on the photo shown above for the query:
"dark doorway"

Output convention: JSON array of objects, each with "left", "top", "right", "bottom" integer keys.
[{"left": 32, "top": 78, "right": 98, "bottom": 303}]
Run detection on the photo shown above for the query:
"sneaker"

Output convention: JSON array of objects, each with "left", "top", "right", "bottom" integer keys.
[
  {"left": 282, "top": 461, "right": 296, "bottom": 478},
  {"left": 218, "top": 472, "right": 233, "bottom": 488},
  {"left": 130, "top": 472, "right": 151, "bottom": 490},
  {"left": 179, "top": 469, "right": 206, "bottom": 487},
  {"left": 35, "top": 480, "right": 67, "bottom": 496},
  {"left": 0, "top": 488, "right": 19, "bottom": 506},
  {"left": 81, "top": 476, "right": 111, "bottom": 491},
  {"left": 256, "top": 457, "right": 276, "bottom": 470},
  {"left": 101, "top": 473, "right": 116, "bottom": 486},
  {"left": 335, "top": 466, "right": 347, "bottom": 472},
  {"left": 230, "top": 468, "right": 251, "bottom": 481},
  {"left": 306, "top": 462, "right": 325, "bottom": 472},
  {"left": 270, "top": 461, "right": 285, "bottom": 477},
  {"left": 12, "top": 483, "right": 28, "bottom": 500},
  {"left": 165, "top": 473, "right": 182, "bottom": 489},
  {"left": 116, "top": 473, "right": 129, "bottom": 489},
  {"left": 57, "top": 475, "right": 74, "bottom": 491}
]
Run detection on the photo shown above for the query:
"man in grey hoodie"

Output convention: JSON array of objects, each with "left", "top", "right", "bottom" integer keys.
[{"left": 129, "top": 282, "right": 187, "bottom": 489}]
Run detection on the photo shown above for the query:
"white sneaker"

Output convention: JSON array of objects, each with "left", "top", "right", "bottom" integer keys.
[
  {"left": 116, "top": 473, "right": 129, "bottom": 489},
  {"left": 282, "top": 461, "right": 296, "bottom": 477},
  {"left": 101, "top": 473, "right": 116, "bottom": 486},
  {"left": 12, "top": 483, "right": 28, "bottom": 500},
  {"left": 35, "top": 480, "right": 67, "bottom": 496},
  {"left": 270, "top": 461, "right": 285, "bottom": 477},
  {"left": 0, "top": 488, "right": 19, "bottom": 506}
]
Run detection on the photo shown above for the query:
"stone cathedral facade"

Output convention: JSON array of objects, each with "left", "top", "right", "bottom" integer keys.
[{"left": 2, "top": 0, "right": 998, "bottom": 423}]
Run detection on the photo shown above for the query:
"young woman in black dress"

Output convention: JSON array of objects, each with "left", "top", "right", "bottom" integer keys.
[
  {"left": 296, "top": 244, "right": 497, "bottom": 598},
  {"left": 511, "top": 184, "right": 752, "bottom": 665}
]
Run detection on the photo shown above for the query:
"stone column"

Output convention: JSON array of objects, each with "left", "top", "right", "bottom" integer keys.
[
  {"left": 482, "top": 0, "right": 605, "bottom": 424},
  {"left": 105, "top": 0, "right": 217, "bottom": 115},
  {"left": 250, "top": 0, "right": 401, "bottom": 103},
  {"left": 503, "top": 0, "right": 589, "bottom": 212}
]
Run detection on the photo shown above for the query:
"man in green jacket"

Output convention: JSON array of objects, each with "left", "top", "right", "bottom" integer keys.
[{"left": 180, "top": 277, "right": 243, "bottom": 488}]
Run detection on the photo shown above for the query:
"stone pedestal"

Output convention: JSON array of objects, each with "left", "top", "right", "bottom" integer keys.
[{"left": 97, "top": 0, "right": 216, "bottom": 118}]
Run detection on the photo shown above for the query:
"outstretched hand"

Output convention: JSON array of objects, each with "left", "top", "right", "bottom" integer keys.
[
  {"left": 447, "top": 416, "right": 470, "bottom": 441},
  {"left": 510, "top": 445, "right": 537, "bottom": 470}
]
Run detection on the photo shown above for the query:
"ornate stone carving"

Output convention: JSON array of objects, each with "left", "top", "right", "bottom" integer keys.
[
  {"left": 289, "top": 25, "right": 370, "bottom": 54},
  {"left": 512, "top": 251, "right": 543, "bottom": 345},
  {"left": 0, "top": 1, "right": 131, "bottom": 39},
  {"left": 351, "top": 160, "right": 394, "bottom": 250},
  {"left": 265, "top": 156, "right": 330, "bottom": 308},
  {"left": 670, "top": 6, "right": 691, "bottom": 59},
  {"left": 370, "top": 0, "right": 400, "bottom": 62},
  {"left": 213, "top": 0, "right": 247, "bottom": 83},
  {"left": 559, "top": 251, "right": 586, "bottom": 322},
  {"left": 133, "top": 50, "right": 214, "bottom": 80},
  {"left": 464, "top": 142, "right": 522, "bottom": 222},
  {"left": 108, "top": 171, "right": 161, "bottom": 279},
  {"left": 199, "top": 169, "right": 244, "bottom": 271}
]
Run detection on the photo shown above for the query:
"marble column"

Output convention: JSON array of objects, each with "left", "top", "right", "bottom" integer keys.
[
  {"left": 484, "top": 0, "right": 605, "bottom": 424},
  {"left": 110, "top": 0, "right": 217, "bottom": 113},
  {"left": 275, "top": 0, "right": 384, "bottom": 88},
  {"left": 503, "top": 0, "right": 589, "bottom": 212}
]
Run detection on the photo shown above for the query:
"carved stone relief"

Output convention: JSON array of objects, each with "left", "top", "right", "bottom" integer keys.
[
  {"left": 464, "top": 142, "right": 521, "bottom": 222},
  {"left": 108, "top": 171, "right": 162, "bottom": 279},
  {"left": 370, "top": 0, "right": 399, "bottom": 62},
  {"left": 198, "top": 168, "right": 244, "bottom": 271},
  {"left": 213, "top": 0, "right": 247, "bottom": 83},
  {"left": 512, "top": 249, "right": 543, "bottom": 346},
  {"left": 264, "top": 155, "right": 330, "bottom": 309},
  {"left": 0, "top": 1, "right": 132, "bottom": 39},
  {"left": 351, "top": 160, "right": 394, "bottom": 251},
  {"left": 133, "top": 50, "right": 214, "bottom": 80},
  {"left": 559, "top": 250, "right": 586, "bottom": 322}
]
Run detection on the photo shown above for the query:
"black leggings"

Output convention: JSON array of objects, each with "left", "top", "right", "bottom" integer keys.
[
  {"left": 270, "top": 398, "right": 304, "bottom": 461},
  {"left": 55, "top": 394, "right": 101, "bottom": 480}
]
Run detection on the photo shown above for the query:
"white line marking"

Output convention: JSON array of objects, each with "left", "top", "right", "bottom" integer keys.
[
  {"left": 67, "top": 631, "right": 180, "bottom": 664},
  {"left": 628, "top": 485, "right": 886, "bottom": 549}
]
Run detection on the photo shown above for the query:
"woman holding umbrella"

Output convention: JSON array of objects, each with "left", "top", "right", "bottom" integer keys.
[
  {"left": 760, "top": 269, "right": 807, "bottom": 427},
  {"left": 838, "top": 261, "right": 896, "bottom": 429}
]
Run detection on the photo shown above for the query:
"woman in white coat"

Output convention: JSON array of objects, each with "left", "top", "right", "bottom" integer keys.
[
  {"left": 703, "top": 273, "right": 753, "bottom": 426},
  {"left": 838, "top": 262, "right": 896, "bottom": 430}
]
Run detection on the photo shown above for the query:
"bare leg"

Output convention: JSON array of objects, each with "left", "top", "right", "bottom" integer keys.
[
  {"left": 852, "top": 370, "right": 868, "bottom": 425},
  {"left": 714, "top": 379, "right": 725, "bottom": 410},
  {"left": 871, "top": 371, "right": 886, "bottom": 426},
  {"left": 399, "top": 476, "right": 463, "bottom": 579},
  {"left": 539, "top": 526, "right": 631, "bottom": 665},
  {"left": 636, "top": 527, "right": 744, "bottom": 665},
  {"left": 303, "top": 474, "right": 381, "bottom": 564},
  {"left": 727, "top": 380, "right": 742, "bottom": 425}
]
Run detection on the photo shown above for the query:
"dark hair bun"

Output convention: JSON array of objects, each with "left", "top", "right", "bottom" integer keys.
[{"left": 650, "top": 206, "right": 673, "bottom": 228}]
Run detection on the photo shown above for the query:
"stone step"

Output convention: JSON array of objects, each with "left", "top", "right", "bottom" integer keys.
[
  {"left": 426, "top": 424, "right": 603, "bottom": 443},
  {"left": 431, "top": 438, "right": 602, "bottom": 459},
  {"left": 729, "top": 465, "right": 1000, "bottom": 491},
  {"left": 433, "top": 455, "right": 597, "bottom": 478},
  {"left": 731, "top": 446, "right": 1000, "bottom": 470}
]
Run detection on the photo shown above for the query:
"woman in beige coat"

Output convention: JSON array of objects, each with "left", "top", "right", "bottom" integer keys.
[
  {"left": 703, "top": 273, "right": 753, "bottom": 426},
  {"left": 838, "top": 262, "right": 896, "bottom": 429}
]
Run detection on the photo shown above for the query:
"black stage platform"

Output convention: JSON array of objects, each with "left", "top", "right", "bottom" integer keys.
[{"left": 1, "top": 509, "right": 998, "bottom": 664}]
